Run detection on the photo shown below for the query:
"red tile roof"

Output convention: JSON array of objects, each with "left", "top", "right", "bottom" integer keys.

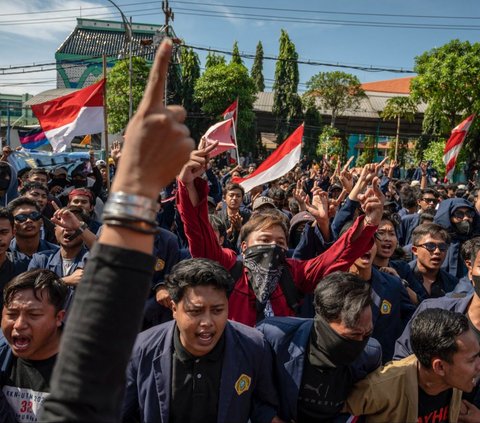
[{"left": 361, "top": 77, "right": 414, "bottom": 94}]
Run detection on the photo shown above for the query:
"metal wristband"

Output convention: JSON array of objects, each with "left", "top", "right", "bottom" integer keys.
[{"left": 103, "top": 202, "right": 157, "bottom": 224}]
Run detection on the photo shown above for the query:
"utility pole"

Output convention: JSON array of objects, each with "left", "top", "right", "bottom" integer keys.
[{"left": 162, "top": 0, "right": 174, "bottom": 28}]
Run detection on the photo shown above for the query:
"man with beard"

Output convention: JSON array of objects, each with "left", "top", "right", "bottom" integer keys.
[
  {"left": 28, "top": 207, "right": 92, "bottom": 287},
  {"left": 175, "top": 144, "right": 383, "bottom": 327},
  {"left": 7, "top": 197, "right": 58, "bottom": 259},
  {"left": 409, "top": 223, "right": 458, "bottom": 301},
  {"left": 434, "top": 198, "right": 480, "bottom": 279},
  {"left": 257, "top": 272, "right": 381, "bottom": 423},
  {"left": 399, "top": 188, "right": 439, "bottom": 246}
]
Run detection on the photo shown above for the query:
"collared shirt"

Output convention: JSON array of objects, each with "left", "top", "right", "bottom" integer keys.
[{"left": 170, "top": 326, "right": 225, "bottom": 423}]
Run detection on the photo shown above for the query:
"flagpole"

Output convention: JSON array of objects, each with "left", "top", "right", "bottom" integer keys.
[
  {"left": 233, "top": 97, "right": 240, "bottom": 164},
  {"left": 102, "top": 55, "right": 111, "bottom": 190}
]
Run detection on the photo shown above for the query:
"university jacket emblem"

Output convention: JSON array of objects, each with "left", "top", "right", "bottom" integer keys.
[
  {"left": 380, "top": 299, "right": 392, "bottom": 315},
  {"left": 235, "top": 374, "right": 251, "bottom": 395}
]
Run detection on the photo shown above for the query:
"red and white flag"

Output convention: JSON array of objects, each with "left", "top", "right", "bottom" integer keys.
[
  {"left": 233, "top": 124, "right": 304, "bottom": 192},
  {"left": 31, "top": 79, "right": 105, "bottom": 152},
  {"left": 222, "top": 99, "right": 238, "bottom": 124},
  {"left": 443, "top": 114, "right": 475, "bottom": 181},
  {"left": 202, "top": 118, "right": 236, "bottom": 158}
]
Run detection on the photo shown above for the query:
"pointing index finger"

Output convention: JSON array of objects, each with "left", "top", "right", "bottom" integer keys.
[{"left": 139, "top": 38, "right": 173, "bottom": 112}]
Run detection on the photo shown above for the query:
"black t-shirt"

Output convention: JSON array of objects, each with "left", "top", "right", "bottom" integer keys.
[
  {"left": 2, "top": 355, "right": 56, "bottom": 422},
  {"left": 297, "top": 342, "right": 353, "bottom": 423},
  {"left": 417, "top": 386, "right": 451, "bottom": 423},
  {"left": 169, "top": 326, "right": 225, "bottom": 423}
]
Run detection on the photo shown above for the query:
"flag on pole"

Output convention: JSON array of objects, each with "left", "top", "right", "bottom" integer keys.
[
  {"left": 31, "top": 79, "right": 105, "bottom": 152},
  {"left": 443, "top": 114, "right": 475, "bottom": 181},
  {"left": 202, "top": 118, "right": 236, "bottom": 158},
  {"left": 233, "top": 124, "right": 304, "bottom": 192},
  {"left": 79, "top": 134, "right": 92, "bottom": 146},
  {"left": 17, "top": 127, "right": 49, "bottom": 149},
  {"left": 222, "top": 99, "right": 238, "bottom": 124}
]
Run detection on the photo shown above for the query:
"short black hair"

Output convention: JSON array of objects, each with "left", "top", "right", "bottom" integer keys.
[
  {"left": 3, "top": 269, "right": 69, "bottom": 313},
  {"left": 19, "top": 181, "right": 49, "bottom": 196},
  {"left": 412, "top": 223, "right": 450, "bottom": 246},
  {"left": 411, "top": 308, "right": 469, "bottom": 368},
  {"left": 0, "top": 207, "right": 14, "bottom": 229},
  {"left": 314, "top": 272, "right": 372, "bottom": 328},
  {"left": 165, "top": 258, "right": 233, "bottom": 303},
  {"left": 208, "top": 214, "right": 226, "bottom": 239},
  {"left": 28, "top": 168, "right": 48, "bottom": 178},
  {"left": 7, "top": 196, "right": 40, "bottom": 214}
]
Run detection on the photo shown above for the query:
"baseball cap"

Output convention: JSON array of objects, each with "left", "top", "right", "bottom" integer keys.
[{"left": 252, "top": 196, "right": 276, "bottom": 211}]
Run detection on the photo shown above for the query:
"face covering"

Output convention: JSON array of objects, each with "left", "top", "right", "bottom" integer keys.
[
  {"left": 310, "top": 315, "right": 369, "bottom": 368},
  {"left": 0, "top": 179, "right": 9, "bottom": 191},
  {"left": 454, "top": 220, "right": 472, "bottom": 236},
  {"left": 243, "top": 244, "right": 286, "bottom": 305},
  {"left": 472, "top": 275, "right": 480, "bottom": 297},
  {"left": 73, "top": 179, "right": 87, "bottom": 188}
]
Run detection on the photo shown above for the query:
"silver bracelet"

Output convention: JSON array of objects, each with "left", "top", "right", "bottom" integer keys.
[{"left": 103, "top": 191, "right": 158, "bottom": 224}]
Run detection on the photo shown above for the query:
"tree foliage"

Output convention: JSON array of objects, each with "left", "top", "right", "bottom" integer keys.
[
  {"left": 355, "top": 135, "right": 376, "bottom": 167},
  {"left": 302, "top": 95, "right": 321, "bottom": 158},
  {"left": 180, "top": 47, "right": 202, "bottom": 142},
  {"left": 423, "top": 139, "right": 446, "bottom": 176},
  {"left": 273, "top": 29, "right": 303, "bottom": 144},
  {"left": 194, "top": 62, "right": 257, "bottom": 153},
  {"left": 205, "top": 52, "right": 226, "bottom": 68},
  {"left": 305, "top": 71, "right": 365, "bottom": 128},
  {"left": 251, "top": 41, "right": 265, "bottom": 92},
  {"left": 316, "top": 126, "right": 346, "bottom": 163},
  {"left": 106, "top": 57, "right": 150, "bottom": 134},
  {"left": 411, "top": 39, "right": 480, "bottom": 135},
  {"left": 231, "top": 41, "right": 243, "bottom": 65}
]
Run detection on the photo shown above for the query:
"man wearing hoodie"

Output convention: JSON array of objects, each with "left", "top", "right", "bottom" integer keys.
[{"left": 433, "top": 198, "right": 480, "bottom": 279}]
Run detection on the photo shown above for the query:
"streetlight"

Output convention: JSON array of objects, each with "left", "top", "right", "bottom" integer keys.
[{"left": 105, "top": 0, "right": 133, "bottom": 119}]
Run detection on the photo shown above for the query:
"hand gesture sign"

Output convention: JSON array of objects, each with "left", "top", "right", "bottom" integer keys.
[
  {"left": 111, "top": 39, "right": 195, "bottom": 199},
  {"left": 178, "top": 140, "right": 219, "bottom": 185},
  {"left": 339, "top": 156, "right": 354, "bottom": 193}
]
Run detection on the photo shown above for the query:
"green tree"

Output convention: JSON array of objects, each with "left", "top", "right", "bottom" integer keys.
[
  {"left": 305, "top": 71, "right": 365, "bottom": 128},
  {"left": 381, "top": 96, "right": 418, "bottom": 161},
  {"left": 316, "top": 126, "right": 346, "bottom": 162},
  {"left": 194, "top": 62, "right": 257, "bottom": 153},
  {"left": 302, "top": 95, "right": 321, "bottom": 157},
  {"left": 411, "top": 39, "right": 480, "bottom": 159},
  {"left": 355, "top": 135, "right": 376, "bottom": 167},
  {"left": 231, "top": 41, "right": 243, "bottom": 65},
  {"left": 106, "top": 57, "right": 150, "bottom": 134},
  {"left": 251, "top": 41, "right": 265, "bottom": 92},
  {"left": 423, "top": 139, "right": 446, "bottom": 176},
  {"left": 181, "top": 47, "right": 202, "bottom": 142},
  {"left": 205, "top": 52, "right": 226, "bottom": 68},
  {"left": 273, "top": 29, "right": 303, "bottom": 144}
]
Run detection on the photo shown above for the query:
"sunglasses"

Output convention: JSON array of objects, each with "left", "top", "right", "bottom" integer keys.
[
  {"left": 452, "top": 209, "right": 476, "bottom": 220},
  {"left": 14, "top": 211, "right": 42, "bottom": 223},
  {"left": 417, "top": 242, "right": 449, "bottom": 253},
  {"left": 421, "top": 198, "right": 438, "bottom": 204}
]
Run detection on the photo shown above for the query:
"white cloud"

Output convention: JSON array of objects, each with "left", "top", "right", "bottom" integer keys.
[{"left": 0, "top": 0, "right": 111, "bottom": 41}]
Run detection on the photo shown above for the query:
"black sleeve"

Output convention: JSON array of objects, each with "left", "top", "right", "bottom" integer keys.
[
  {"left": 90, "top": 165, "right": 103, "bottom": 198},
  {"left": 40, "top": 244, "right": 155, "bottom": 423}
]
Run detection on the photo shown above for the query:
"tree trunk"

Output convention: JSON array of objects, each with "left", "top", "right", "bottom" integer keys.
[{"left": 394, "top": 115, "right": 401, "bottom": 162}]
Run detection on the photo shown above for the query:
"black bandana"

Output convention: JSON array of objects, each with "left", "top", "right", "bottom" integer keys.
[
  {"left": 309, "top": 315, "right": 369, "bottom": 368},
  {"left": 243, "top": 244, "right": 286, "bottom": 308}
]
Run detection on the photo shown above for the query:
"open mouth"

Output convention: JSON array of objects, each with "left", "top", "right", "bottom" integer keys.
[
  {"left": 12, "top": 335, "right": 31, "bottom": 352},
  {"left": 196, "top": 332, "right": 215, "bottom": 345},
  {"left": 359, "top": 252, "right": 372, "bottom": 263}
]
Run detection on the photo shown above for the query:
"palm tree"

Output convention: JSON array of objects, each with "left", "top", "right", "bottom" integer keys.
[{"left": 381, "top": 96, "right": 418, "bottom": 161}]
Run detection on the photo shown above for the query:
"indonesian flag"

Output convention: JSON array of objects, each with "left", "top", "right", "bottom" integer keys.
[
  {"left": 31, "top": 79, "right": 105, "bottom": 152},
  {"left": 202, "top": 118, "right": 236, "bottom": 158},
  {"left": 443, "top": 114, "right": 475, "bottom": 181},
  {"left": 233, "top": 124, "right": 304, "bottom": 192},
  {"left": 222, "top": 99, "right": 238, "bottom": 123}
]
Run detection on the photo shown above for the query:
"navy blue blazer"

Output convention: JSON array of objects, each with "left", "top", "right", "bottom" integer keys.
[
  {"left": 257, "top": 317, "right": 382, "bottom": 423},
  {"left": 122, "top": 320, "right": 279, "bottom": 423}
]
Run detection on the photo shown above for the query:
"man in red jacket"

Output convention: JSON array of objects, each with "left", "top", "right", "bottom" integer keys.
[{"left": 175, "top": 144, "right": 384, "bottom": 326}]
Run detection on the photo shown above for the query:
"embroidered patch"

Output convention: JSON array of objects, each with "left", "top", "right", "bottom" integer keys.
[
  {"left": 235, "top": 374, "right": 251, "bottom": 396},
  {"left": 380, "top": 299, "right": 392, "bottom": 315},
  {"left": 154, "top": 259, "right": 165, "bottom": 272}
]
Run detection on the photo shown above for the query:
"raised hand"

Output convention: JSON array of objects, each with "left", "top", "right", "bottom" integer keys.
[
  {"left": 178, "top": 141, "right": 219, "bottom": 185},
  {"left": 359, "top": 176, "right": 385, "bottom": 226},
  {"left": 339, "top": 156, "right": 354, "bottom": 193},
  {"left": 111, "top": 39, "right": 195, "bottom": 199}
]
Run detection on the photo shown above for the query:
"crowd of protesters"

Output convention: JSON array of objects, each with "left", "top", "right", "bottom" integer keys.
[{"left": 1, "top": 39, "right": 480, "bottom": 423}]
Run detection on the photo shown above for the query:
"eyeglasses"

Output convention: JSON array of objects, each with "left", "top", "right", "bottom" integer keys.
[
  {"left": 421, "top": 197, "right": 438, "bottom": 204},
  {"left": 452, "top": 209, "right": 476, "bottom": 220},
  {"left": 416, "top": 242, "right": 449, "bottom": 253},
  {"left": 14, "top": 211, "right": 42, "bottom": 223}
]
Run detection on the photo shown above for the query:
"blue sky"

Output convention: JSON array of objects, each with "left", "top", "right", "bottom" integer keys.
[{"left": 1, "top": 0, "right": 480, "bottom": 95}]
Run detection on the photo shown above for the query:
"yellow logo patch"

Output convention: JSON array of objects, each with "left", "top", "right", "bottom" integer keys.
[
  {"left": 380, "top": 299, "right": 392, "bottom": 315},
  {"left": 234, "top": 374, "right": 251, "bottom": 396},
  {"left": 154, "top": 259, "right": 165, "bottom": 272}
]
